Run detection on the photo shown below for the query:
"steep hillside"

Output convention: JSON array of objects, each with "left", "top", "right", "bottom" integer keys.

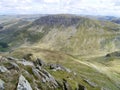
[
  {"left": 0, "top": 15, "right": 43, "bottom": 51},
  {"left": 31, "top": 15, "right": 120, "bottom": 55},
  {"left": 1, "top": 14, "right": 120, "bottom": 55}
]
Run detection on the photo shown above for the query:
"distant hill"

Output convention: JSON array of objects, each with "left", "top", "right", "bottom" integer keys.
[
  {"left": 0, "top": 14, "right": 120, "bottom": 55},
  {"left": 111, "top": 18, "right": 120, "bottom": 24}
]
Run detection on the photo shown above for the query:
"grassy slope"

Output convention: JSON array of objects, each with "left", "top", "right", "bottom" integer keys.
[
  {"left": 8, "top": 47, "right": 120, "bottom": 90},
  {"left": 32, "top": 18, "right": 120, "bottom": 56}
]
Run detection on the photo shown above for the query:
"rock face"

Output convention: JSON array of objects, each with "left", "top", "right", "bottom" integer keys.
[
  {"left": 17, "top": 75, "right": 32, "bottom": 90},
  {"left": 76, "top": 84, "right": 87, "bottom": 90},
  {"left": 32, "top": 65, "right": 59, "bottom": 88},
  {"left": 0, "top": 79, "right": 5, "bottom": 90},
  {"left": 49, "top": 64, "right": 71, "bottom": 72},
  {"left": 33, "top": 15, "right": 82, "bottom": 26},
  {"left": 105, "top": 51, "right": 120, "bottom": 58},
  {"left": 7, "top": 57, "right": 18, "bottom": 61},
  {"left": 34, "top": 58, "right": 46, "bottom": 66},
  {"left": 17, "top": 60, "right": 34, "bottom": 66},
  {"left": 7, "top": 62, "right": 20, "bottom": 71},
  {"left": 0, "top": 66, "right": 8, "bottom": 73},
  {"left": 63, "top": 79, "right": 72, "bottom": 90}
]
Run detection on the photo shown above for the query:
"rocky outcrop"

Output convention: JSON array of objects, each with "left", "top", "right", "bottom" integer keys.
[
  {"left": 49, "top": 64, "right": 71, "bottom": 72},
  {"left": 0, "top": 79, "right": 5, "bottom": 90},
  {"left": 32, "top": 67, "right": 59, "bottom": 88},
  {"left": 17, "top": 59, "right": 34, "bottom": 66},
  {"left": 0, "top": 55, "right": 89, "bottom": 90},
  {"left": 17, "top": 75, "right": 32, "bottom": 90},
  {"left": 33, "top": 15, "right": 83, "bottom": 27},
  {"left": 105, "top": 51, "right": 120, "bottom": 58},
  {"left": 7, "top": 57, "right": 19, "bottom": 61},
  {"left": 76, "top": 84, "right": 87, "bottom": 90},
  {"left": 7, "top": 62, "right": 20, "bottom": 71},
  {"left": 34, "top": 58, "right": 46, "bottom": 66},
  {"left": 83, "top": 79, "right": 97, "bottom": 87},
  {"left": 63, "top": 79, "right": 72, "bottom": 90},
  {"left": 0, "top": 66, "right": 9, "bottom": 73}
]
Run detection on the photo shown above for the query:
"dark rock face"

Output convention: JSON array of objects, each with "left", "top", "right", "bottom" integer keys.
[
  {"left": 34, "top": 58, "right": 46, "bottom": 66},
  {"left": 49, "top": 64, "right": 71, "bottom": 72},
  {"left": 105, "top": 51, "right": 120, "bottom": 58},
  {"left": 33, "top": 15, "right": 82, "bottom": 26},
  {"left": 105, "top": 54, "right": 111, "bottom": 57},
  {"left": 112, "top": 19, "right": 120, "bottom": 24},
  {"left": 63, "top": 79, "right": 72, "bottom": 90},
  {"left": 0, "top": 25, "right": 3, "bottom": 29},
  {"left": 76, "top": 84, "right": 87, "bottom": 90}
]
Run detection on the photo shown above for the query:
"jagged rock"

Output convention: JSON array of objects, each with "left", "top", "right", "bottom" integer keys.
[
  {"left": 17, "top": 59, "right": 34, "bottom": 66},
  {"left": 83, "top": 79, "right": 97, "bottom": 87},
  {"left": 34, "top": 58, "right": 46, "bottom": 66},
  {"left": 105, "top": 51, "right": 120, "bottom": 58},
  {"left": 42, "top": 69, "right": 59, "bottom": 86},
  {"left": 49, "top": 64, "right": 71, "bottom": 72},
  {"left": 0, "top": 56, "right": 8, "bottom": 62},
  {"left": 32, "top": 68, "right": 42, "bottom": 81},
  {"left": 40, "top": 69, "right": 59, "bottom": 87},
  {"left": 7, "top": 57, "right": 18, "bottom": 61},
  {"left": 76, "top": 84, "right": 87, "bottom": 90},
  {"left": 7, "top": 62, "right": 20, "bottom": 71},
  {"left": 63, "top": 79, "right": 72, "bottom": 90},
  {"left": 17, "top": 75, "right": 32, "bottom": 90},
  {"left": 32, "top": 67, "right": 59, "bottom": 88},
  {"left": 36, "top": 65, "right": 42, "bottom": 70},
  {"left": 0, "top": 66, "right": 9, "bottom": 73},
  {"left": 0, "top": 79, "right": 5, "bottom": 90}
]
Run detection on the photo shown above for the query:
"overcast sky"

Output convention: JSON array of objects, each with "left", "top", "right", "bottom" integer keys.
[{"left": 0, "top": 0, "right": 120, "bottom": 16}]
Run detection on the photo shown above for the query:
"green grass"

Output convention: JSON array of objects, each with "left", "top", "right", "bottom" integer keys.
[{"left": 8, "top": 47, "right": 120, "bottom": 90}]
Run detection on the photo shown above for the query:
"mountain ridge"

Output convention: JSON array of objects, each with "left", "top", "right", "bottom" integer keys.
[{"left": 1, "top": 14, "right": 120, "bottom": 90}]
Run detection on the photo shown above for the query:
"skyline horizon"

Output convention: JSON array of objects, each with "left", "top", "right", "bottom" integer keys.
[
  {"left": 0, "top": 0, "right": 120, "bottom": 17},
  {"left": 0, "top": 13, "right": 119, "bottom": 17}
]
